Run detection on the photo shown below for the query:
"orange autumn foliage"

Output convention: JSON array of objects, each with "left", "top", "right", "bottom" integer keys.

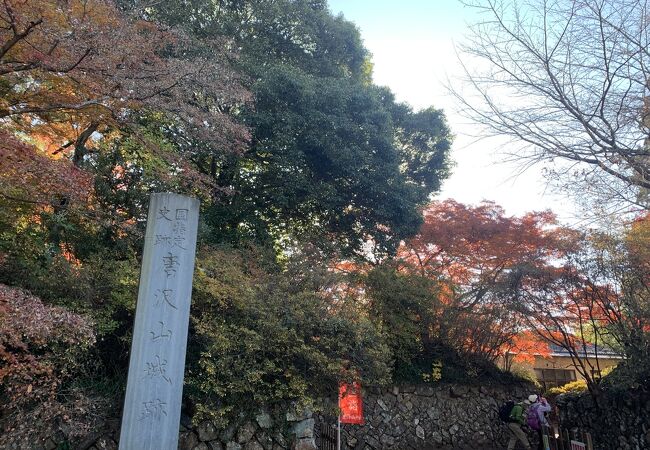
[
  {"left": 504, "top": 331, "right": 552, "bottom": 365},
  {"left": 626, "top": 213, "right": 650, "bottom": 272},
  {"left": 1, "top": 0, "right": 250, "bottom": 171},
  {"left": 398, "top": 200, "right": 579, "bottom": 288},
  {"left": 395, "top": 200, "right": 582, "bottom": 361},
  {"left": 0, "top": 131, "right": 92, "bottom": 205}
]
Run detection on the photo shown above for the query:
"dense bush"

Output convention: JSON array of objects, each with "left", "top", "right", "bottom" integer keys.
[
  {"left": 0, "top": 284, "right": 104, "bottom": 448},
  {"left": 548, "top": 380, "right": 588, "bottom": 396},
  {"left": 186, "top": 247, "right": 392, "bottom": 426},
  {"left": 364, "top": 265, "right": 526, "bottom": 385},
  {"left": 600, "top": 359, "right": 650, "bottom": 392}
]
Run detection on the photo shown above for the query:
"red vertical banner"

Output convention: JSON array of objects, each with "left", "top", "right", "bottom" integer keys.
[{"left": 339, "top": 382, "right": 364, "bottom": 424}]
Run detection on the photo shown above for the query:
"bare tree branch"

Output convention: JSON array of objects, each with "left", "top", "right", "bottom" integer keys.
[{"left": 454, "top": 0, "right": 650, "bottom": 214}]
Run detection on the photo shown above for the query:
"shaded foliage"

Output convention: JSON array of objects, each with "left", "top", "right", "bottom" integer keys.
[
  {"left": 0, "top": 284, "right": 101, "bottom": 448},
  {"left": 364, "top": 264, "right": 526, "bottom": 385},
  {"left": 186, "top": 247, "right": 391, "bottom": 425},
  {"left": 128, "top": 0, "right": 453, "bottom": 256}
]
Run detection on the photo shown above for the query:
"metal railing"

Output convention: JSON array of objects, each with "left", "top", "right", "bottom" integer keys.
[
  {"left": 316, "top": 419, "right": 338, "bottom": 450},
  {"left": 543, "top": 426, "right": 594, "bottom": 450}
]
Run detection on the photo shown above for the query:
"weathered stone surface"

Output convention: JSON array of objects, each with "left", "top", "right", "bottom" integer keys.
[
  {"left": 449, "top": 385, "right": 469, "bottom": 398},
  {"left": 379, "top": 433, "right": 395, "bottom": 446},
  {"left": 558, "top": 388, "right": 650, "bottom": 450},
  {"left": 244, "top": 441, "right": 264, "bottom": 450},
  {"left": 292, "top": 438, "right": 317, "bottom": 450},
  {"left": 44, "top": 380, "right": 542, "bottom": 450},
  {"left": 415, "top": 385, "right": 434, "bottom": 397},
  {"left": 197, "top": 421, "right": 219, "bottom": 442},
  {"left": 286, "top": 406, "right": 312, "bottom": 422},
  {"left": 178, "top": 432, "right": 199, "bottom": 450},
  {"left": 256, "top": 412, "right": 273, "bottom": 429},
  {"left": 96, "top": 436, "right": 118, "bottom": 450},
  {"left": 336, "top": 381, "right": 535, "bottom": 450},
  {"left": 365, "top": 435, "right": 379, "bottom": 448},
  {"left": 119, "top": 193, "right": 200, "bottom": 450},
  {"left": 237, "top": 422, "right": 257, "bottom": 444},
  {"left": 255, "top": 431, "right": 273, "bottom": 450},
  {"left": 274, "top": 431, "right": 287, "bottom": 449},
  {"left": 220, "top": 424, "right": 237, "bottom": 443},
  {"left": 292, "top": 418, "right": 314, "bottom": 439}
]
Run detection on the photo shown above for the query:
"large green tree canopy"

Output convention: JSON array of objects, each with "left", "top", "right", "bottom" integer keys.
[
  {"left": 129, "top": 0, "right": 453, "bottom": 256},
  {"left": 1, "top": 0, "right": 453, "bottom": 443}
]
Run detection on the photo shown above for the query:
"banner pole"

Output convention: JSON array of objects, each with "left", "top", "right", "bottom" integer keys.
[{"left": 337, "top": 416, "right": 341, "bottom": 450}]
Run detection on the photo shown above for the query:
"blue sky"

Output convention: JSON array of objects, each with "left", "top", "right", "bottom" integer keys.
[
  {"left": 327, "top": 0, "right": 575, "bottom": 221},
  {"left": 328, "top": 0, "right": 478, "bottom": 45}
]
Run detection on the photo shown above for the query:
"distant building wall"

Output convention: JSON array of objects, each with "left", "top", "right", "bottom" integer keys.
[{"left": 532, "top": 355, "right": 621, "bottom": 389}]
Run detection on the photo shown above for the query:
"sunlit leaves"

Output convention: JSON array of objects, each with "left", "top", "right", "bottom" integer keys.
[
  {"left": 0, "top": 131, "right": 92, "bottom": 206},
  {"left": 1, "top": 0, "right": 250, "bottom": 169}
]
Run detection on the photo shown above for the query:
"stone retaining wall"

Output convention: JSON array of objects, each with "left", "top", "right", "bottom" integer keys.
[
  {"left": 323, "top": 383, "right": 534, "bottom": 450},
  {"left": 34, "top": 382, "right": 536, "bottom": 450},
  {"left": 557, "top": 388, "right": 650, "bottom": 450},
  {"left": 37, "top": 409, "right": 315, "bottom": 450}
]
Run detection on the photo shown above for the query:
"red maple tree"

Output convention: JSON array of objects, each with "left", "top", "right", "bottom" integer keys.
[
  {"left": 1, "top": 0, "right": 250, "bottom": 158},
  {"left": 396, "top": 200, "right": 580, "bottom": 361}
]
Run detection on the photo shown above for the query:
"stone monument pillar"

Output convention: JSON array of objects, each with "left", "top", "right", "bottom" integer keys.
[{"left": 119, "top": 193, "right": 200, "bottom": 450}]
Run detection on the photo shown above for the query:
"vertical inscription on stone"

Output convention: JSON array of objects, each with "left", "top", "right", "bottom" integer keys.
[{"left": 119, "top": 193, "right": 200, "bottom": 450}]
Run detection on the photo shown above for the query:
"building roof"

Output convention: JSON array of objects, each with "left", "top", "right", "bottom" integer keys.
[{"left": 548, "top": 343, "right": 623, "bottom": 359}]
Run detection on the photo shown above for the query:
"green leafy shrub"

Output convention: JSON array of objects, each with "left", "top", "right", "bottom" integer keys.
[
  {"left": 601, "top": 359, "right": 650, "bottom": 391},
  {"left": 185, "top": 247, "right": 392, "bottom": 427},
  {"left": 364, "top": 265, "right": 527, "bottom": 385},
  {"left": 509, "top": 364, "right": 541, "bottom": 388},
  {"left": 422, "top": 360, "right": 443, "bottom": 383}
]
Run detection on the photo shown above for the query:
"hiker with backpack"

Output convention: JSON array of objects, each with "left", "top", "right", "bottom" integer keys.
[
  {"left": 499, "top": 398, "right": 532, "bottom": 450},
  {"left": 526, "top": 394, "right": 552, "bottom": 450}
]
